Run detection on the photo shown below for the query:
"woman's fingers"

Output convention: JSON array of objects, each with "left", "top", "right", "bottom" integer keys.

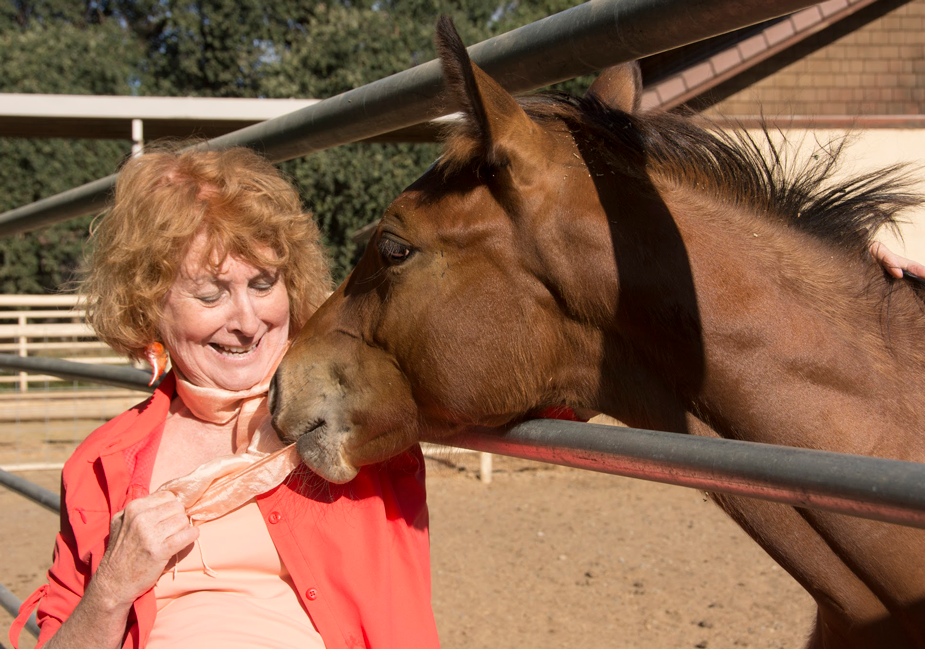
[
  {"left": 870, "top": 241, "right": 925, "bottom": 279},
  {"left": 871, "top": 242, "right": 904, "bottom": 278},
  {"left": 117, "top": 493, "right": 191, "bottom": 558},
  {"left": 94, "top": 492, "right": 198, "bottom": 606},
  {"left": 165, "top": 523, "right": 201, "bottom": 554},
  {"left": 156, "top": 508, "right": 200, "bottom": 554}
]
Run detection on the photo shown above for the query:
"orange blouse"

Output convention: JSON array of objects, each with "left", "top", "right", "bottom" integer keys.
[{"left": 147, "top": 500, "right": 325, "bottom": 648}]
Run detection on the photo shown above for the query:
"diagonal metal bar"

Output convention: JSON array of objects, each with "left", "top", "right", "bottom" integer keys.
[
  {"left": 0, "top": 468, "right": 59, "bottom": 514},
  {"left": 0, "top": 354, "right": 154, "bottom": 392},
  {"left": 0, "top": 0, "right": 819, "bottom": 238},
  {"left": 440, "top": 418, "right": 925, "bottom": 529},
  {"left": 0, "top": 583, "right": 40, "bottom": 639}
]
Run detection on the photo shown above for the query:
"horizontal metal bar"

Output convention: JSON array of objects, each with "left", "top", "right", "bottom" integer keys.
[
  {"left": 0, "top": 582, "right": 39, "bottom": 639},
  {"left": 0, "top": 354, "right": 154, "bottom": 392},
  {"left": 0, "top": 468, "right": 60, "bottom": 514},
  {"left": 440, "top": 419, "right": 925, "bottom": 529},
  {"left": 0, "top": 0, "right": 817, "bottom": 238},
  {"left": 0, "top": 467, "right": 56, "bottom": 642}
]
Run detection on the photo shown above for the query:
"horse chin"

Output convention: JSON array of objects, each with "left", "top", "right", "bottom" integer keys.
[{"left": 294, "top": 426, "right": 359, "bottom": 484}]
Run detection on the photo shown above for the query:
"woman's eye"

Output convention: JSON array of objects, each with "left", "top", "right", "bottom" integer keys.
[
  {"left": 377, "top": 236, "right": 413, "bottom": 264},
  {"left": 196, "top": 293, "right": 221, "bottom": 305}
]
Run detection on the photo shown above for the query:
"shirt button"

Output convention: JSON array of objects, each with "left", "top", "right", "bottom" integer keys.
[
  {"left": 267, "top": 511, "right": 281, "bottom": 524},
  {"left": 305, "top": 588, "right": 318, "bottom": 601}
]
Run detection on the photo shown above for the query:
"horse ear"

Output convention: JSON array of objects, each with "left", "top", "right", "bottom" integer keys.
[
  {"left": 585, "top": 62, "right": 642, "bottom": 114},
  {"left": 435, "top": 16, "right": 539, "bottom": 172}
]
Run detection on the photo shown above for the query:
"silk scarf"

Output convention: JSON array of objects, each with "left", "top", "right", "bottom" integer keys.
[{"left": 156, "top": 368, "right": 300, "bottom": 526}]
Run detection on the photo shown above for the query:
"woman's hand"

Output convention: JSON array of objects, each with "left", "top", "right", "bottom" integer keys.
[
  {"left": 88, "top": 491, "right": 198, "bottom": 612},
  {"left": 43, "top": 492, "right": 198, "bottom": 649},
  {"left": 870, "top": 241, "right": 925, "bottom": 279}
]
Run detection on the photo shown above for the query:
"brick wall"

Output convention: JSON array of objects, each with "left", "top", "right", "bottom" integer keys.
[{"left": 708, "top": 0, "right": 925, "bottom": 117}]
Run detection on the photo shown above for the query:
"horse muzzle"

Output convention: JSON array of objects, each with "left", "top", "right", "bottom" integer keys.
[{"left": 269, "top": 364, "right": 361, "bottom": 483}]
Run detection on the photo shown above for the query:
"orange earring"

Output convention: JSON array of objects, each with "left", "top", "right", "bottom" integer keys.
[{"left": 144, "top": 342, "right": 168, "bottom": 386}]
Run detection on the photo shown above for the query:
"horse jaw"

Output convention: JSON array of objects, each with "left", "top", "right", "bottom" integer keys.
[{"left": 270, "top": 288, "right": 431, "bottom": 483}]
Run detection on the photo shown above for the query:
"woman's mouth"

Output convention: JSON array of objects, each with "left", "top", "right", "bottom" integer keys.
[{"left": 210, "top": 340, "right": 259, "bottom": 356}]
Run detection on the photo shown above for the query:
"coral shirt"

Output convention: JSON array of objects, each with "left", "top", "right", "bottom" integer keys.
[{"left": 12, "top": 373, "right": 439, "bottom": 649}]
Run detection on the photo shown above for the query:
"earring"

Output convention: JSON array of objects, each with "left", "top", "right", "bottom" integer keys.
[{"left": 144, "top": 342, "right": 169, "bottom": 386}]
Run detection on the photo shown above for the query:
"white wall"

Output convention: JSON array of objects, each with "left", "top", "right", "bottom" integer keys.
[{"left": 753, "top": 128, "right": 925, "bottom": 262}]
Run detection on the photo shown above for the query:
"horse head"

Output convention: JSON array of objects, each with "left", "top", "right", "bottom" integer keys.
[{"left": 269, "top": 17, "right": 643, "bottom": 482}]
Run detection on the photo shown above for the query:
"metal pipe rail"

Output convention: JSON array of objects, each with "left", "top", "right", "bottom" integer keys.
[
  {"left": 0, "top": 583, "right": 39, "bottom": 639},
  {"left": 442, "top": 418, "right": 925, "bottom": 530},
  {"left": 0, "top": 0, "right": 820, "bottom": 237},
  {"left": 5, "top": 421, "right": 925, "bottom": 640},
  {"left": 0, "top": 469, "right": 59, "bottom": 513},
  {"left": 0, "top": 469, "right": 56, "bottom": 637},
  {"left": 0, "top": 354, "right": 154, "bottom": 392}
]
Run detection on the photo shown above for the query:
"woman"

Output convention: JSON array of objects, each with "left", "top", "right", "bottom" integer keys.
[{"left": 11, "top": 146, "right": 439, "bottom": 649}]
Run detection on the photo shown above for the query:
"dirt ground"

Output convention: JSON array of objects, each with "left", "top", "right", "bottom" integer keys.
[{"left": 1, "top": 451, "right": 816, "bottom": 649}]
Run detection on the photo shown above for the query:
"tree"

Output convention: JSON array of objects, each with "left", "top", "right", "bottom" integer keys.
[
  {"left": 0, "top": 1, "right": 140, "bottom": 293},
  {"left": 0, "top": 0, "right": 588, "bottom": 289}
]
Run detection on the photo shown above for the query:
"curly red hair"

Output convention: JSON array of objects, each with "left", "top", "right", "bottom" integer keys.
[{"left": 82, "top": 145, "right": 332, "bottom": 360}]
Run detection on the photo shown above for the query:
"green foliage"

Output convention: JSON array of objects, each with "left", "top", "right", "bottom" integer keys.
[
  {"left": 0, "top": 21, "right": 141, "bottom": 94},
  {"left": 0, "top": 138, "right": 129, "bottom": 293},
  {"left": 281, "top": 142, "right": 441, "bottom": 280},
  {"left": 1, "top": 0, "right": 587, "bottom": 289},
  {"left": 0, "top": 2, "right": 137, "bottom": 294}
]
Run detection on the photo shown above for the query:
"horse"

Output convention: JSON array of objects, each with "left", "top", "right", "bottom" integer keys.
[{"left": 270, "top": 16, "right": 925, "bottom": 648}]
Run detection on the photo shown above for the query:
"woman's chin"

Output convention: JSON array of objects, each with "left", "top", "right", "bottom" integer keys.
[{"left": 188, "top": 361, "right": 273, "bottom": 392}]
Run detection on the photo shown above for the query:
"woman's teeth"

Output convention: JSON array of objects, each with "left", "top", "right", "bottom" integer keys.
[{"left": 211, "top": 342, "right": 258, "bottom": 356}]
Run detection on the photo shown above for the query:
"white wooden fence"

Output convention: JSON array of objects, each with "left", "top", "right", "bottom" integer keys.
[
  {"left": 0, "top": 294, "right": 121, "bottom": 390},
  {"left": 0, "top": 295, "right": 144, "bottom": 469}
]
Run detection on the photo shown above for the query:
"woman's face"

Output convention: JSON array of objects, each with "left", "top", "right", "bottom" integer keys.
[{"left": 160, "top": 233, "right": 290, "bottom": 391}]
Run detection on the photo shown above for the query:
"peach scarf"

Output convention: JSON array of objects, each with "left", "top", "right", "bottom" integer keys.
[{"left": 156, "top": 369, "right": 300, "bottom": 526}]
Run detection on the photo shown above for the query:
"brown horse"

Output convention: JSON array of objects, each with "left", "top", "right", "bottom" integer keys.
[{"left": 270, "top": 17, "right": 925, "bottom": 648}]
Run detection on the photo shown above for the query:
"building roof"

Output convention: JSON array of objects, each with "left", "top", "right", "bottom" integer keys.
[
  {"left": 640, "top": 0, "right": 881, "bottom": 110},
  {"left": 0, "top": 93, "right": 444, "bottom": 143},
  {"left": 2, "top": 0, "right": 920, "bottom": 143},
  {"left": 641, "top": 0, "right": 922, "bottom": 117}
]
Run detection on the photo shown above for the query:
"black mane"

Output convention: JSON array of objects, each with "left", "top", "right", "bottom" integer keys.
[{"left": 519, "top": 93, "right": 922, "bottom": 261}]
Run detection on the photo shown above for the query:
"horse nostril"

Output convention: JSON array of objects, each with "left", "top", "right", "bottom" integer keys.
[{"left": 267, "top": 373, "right": 279, "bottom": 414}]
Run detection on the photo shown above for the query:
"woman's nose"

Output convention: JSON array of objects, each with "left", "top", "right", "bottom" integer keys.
[{"left": 228, "top": 295, "right": 261, "bottom": 336}]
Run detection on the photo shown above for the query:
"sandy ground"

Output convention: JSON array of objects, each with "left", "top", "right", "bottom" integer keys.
[{"left": 1, "top": 451, "right": 817, "bottom": 649}]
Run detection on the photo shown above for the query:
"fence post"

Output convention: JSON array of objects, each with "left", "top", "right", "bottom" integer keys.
[
  {"left": 17, "top": 314, "right": 27, "bottom": 393},
  {"left": 131, "top": 118, "right": 144, "bottom": 156},
  {"left": 479, "top": 452, "right": 493, "bottom": 484}
]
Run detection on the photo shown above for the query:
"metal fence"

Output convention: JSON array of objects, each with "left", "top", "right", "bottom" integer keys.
[{"left": 7, "top": 0, "right": 923, "bottom": 642}]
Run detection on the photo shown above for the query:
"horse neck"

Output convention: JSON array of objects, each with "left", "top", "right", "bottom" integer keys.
[{"left": 595, "top": 183, "right": 925, "bottom": 456}]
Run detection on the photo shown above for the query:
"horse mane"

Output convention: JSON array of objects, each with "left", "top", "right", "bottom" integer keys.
[{"left": 441, "top": 91, "right": 923, "bottom": 264}]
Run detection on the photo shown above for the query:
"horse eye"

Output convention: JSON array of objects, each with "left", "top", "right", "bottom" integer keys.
[{"left": 377, "top": 236, "right": 413, "bottom": 264}]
